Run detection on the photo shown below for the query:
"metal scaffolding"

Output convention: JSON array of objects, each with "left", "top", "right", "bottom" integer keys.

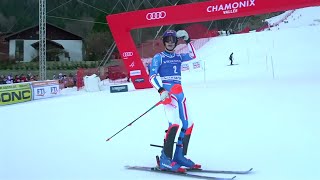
[{"left": 39, "top": 0, "right": 46, "bottom": 80}]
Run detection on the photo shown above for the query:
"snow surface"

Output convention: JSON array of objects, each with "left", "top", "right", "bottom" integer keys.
[
  {"left": 266, "top": 7, "right": 320, "bottom": 29},
  {"left": 1, "top": 6, "right": 320, "bottom": 180}
]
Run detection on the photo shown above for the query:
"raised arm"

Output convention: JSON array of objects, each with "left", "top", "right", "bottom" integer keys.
[{"left": 176, "top": 30, "right": 196, "bottom": 62}]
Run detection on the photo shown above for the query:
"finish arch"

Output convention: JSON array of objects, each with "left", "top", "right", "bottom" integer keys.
[{"left": 107, "top": 0, "right": 320, "bottom": 89}]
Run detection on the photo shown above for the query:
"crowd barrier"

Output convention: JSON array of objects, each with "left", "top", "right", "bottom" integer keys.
[{"left": 0, "top": 80, "right": 60, "bottom": 106}]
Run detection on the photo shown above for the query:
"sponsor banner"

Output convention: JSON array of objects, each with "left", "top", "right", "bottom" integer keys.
[
  {"left": 130, "top": 70, "right": 142, "bottom": 76},
  {"left": 181, "top": 63, "right": 190, "bottom": 71},
  {"left": 193, "top": 61, "right": 201, "bottom": 69},
  {"left": 31, "top": 80, "right": 60, "bottom": 100},
  {"left": 110, "top": 85, "right": 129, "bottom": 93},
  {"left": 161, "top": 76, "right": 181, "bottom": 81},
  {"left": 32, "top": 85, "right": 60, "bottom": 100},
  {"left": 134, "top": 78, "right": 145, "bottom": 83},
  {"left": 0, "top": 83, "right": 30, "bottom": 91},
  {"left": 0, "top": 83, "right": 32, "bottom": 105},
  {"left": 206, "top": 0, "right": 256, "bottom": 15},
  {"left": 31, "top": 80, "right": 59, "bottom": 87}
]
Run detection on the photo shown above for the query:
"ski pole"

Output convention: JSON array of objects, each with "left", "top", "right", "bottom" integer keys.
[
  {"left": 150, "top": 142, "right": 178, "bottom": 148},
  {"left": 106, "top": 100, "right": 163, "bottom": 141},
  {"left": 105, "top": 84, "right": 183, "bottom": 142},
  {"left": 150, "top": 144, "right": 163, "bottom": 148}
]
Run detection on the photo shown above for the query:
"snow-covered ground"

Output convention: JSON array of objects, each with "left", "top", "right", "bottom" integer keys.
[
  {"left": 1, "top": 6, "right": 320, "bottom": 180},
  {"left": 266, "top": 6, "right": 320, "bottom": 29}
]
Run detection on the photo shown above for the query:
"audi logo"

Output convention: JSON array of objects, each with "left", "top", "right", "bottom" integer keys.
[
  {"left": 146, "top": 11, "right": 166, "bottom": 20},
  {"left": 122, "top": 52, "right": 133, "bottom": 58}
]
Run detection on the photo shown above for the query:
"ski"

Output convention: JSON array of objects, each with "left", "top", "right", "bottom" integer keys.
[
  {"left": 186, "top": 167, "right": 253, "bottom": 174},
  {"left": 155, "top": 155, "right": 252, "bottom": 175},
  {"left": 125, "top": 166, "right": 236, "bottom": 180}
]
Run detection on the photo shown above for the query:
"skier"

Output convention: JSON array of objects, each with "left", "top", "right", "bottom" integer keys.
[
  {"left": 149, "top": 30, "right": 201, "bottom": 172},
  {"left": 229, "top": 52, "right": 234, "bottom": 65}
]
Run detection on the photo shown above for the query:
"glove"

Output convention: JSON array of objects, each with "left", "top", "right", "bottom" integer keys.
[
  {"left": 158, "top": 87, "right": 172, "bottom": 105},
  {"left": 176, "top": 30, "right": 190, "bottom": 43}
]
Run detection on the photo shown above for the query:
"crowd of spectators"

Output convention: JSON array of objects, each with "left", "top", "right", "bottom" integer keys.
[
  {"left": 0, "top": 73, "right": 38, "bottom": 84},
  {"left": 53, "top": 73, "right": 77, "bottom": 88},
  {"left": 0, "top": 72, "right": 77, "bottom": 88}
]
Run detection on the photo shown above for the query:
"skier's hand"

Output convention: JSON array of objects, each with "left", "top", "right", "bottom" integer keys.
[
  {"left": 177, "top": 30, "right": 190, "bottom": 42},
  {"left": 158, "top": 88, "right": 172, "bottom": 105}
]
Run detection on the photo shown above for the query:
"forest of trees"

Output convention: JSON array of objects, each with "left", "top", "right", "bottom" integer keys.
[{"left": 0, "top": 0, "right": 282, "bottom": 61}]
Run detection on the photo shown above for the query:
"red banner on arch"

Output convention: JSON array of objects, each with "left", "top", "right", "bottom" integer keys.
[{"left": 107, "top": 0, "right": 320, "bottom": 89}]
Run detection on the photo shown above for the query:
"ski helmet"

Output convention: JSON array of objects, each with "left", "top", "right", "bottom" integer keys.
[{"left": 162, "top": 30, "right": 178, "bottom": 45}]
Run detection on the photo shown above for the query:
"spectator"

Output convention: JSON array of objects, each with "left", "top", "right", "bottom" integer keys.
[
  {"left": 29, "top": 75, "right": 35, "bottom": 81},
  {"left": 0, "top": 75, "right": 5, "bottom": 84},
  {"left": 6, "top": 75, "right": 13, "bottom": 84},
  {"left": 14, "top": 75, "right": 21, "bottom": 83},
  {"left": 20, "top": 74, "right": 27, "bottom": 82},
  {"left": 73, "top": 74, "right": 77, "bottom": 86}
]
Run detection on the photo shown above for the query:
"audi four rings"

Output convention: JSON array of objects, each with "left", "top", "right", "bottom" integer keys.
[
  {"left": 122, "top": 52, "right": 133, "bottom": 57},
  {"left": 146, "top": 11, "right": 166, "bottom": 20}
]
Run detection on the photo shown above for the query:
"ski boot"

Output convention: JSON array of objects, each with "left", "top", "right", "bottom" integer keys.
[
  {"left": 159, "top": 150, "right": 186, "bottom": 173},
  {"left": 173, "top": 145, "right": 201, "bottom": 169}
]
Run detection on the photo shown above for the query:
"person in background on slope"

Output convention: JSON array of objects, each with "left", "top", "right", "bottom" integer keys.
[
  {"left": 229, "top": 52, "right": 234, "bottom": 65},
  {"left": 149, "top": 30, "right": 201, "bottom": 172}
]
